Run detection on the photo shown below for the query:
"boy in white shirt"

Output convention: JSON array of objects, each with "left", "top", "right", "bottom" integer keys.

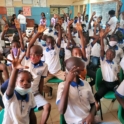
[
  {"left": 3, "top": 51, "right": 37, "bottom": 124},
  {"left": 94, "top": 29, "right": 119, "bottom": 107}
]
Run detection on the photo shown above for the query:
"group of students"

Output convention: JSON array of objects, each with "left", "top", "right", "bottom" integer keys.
[{"left": 0, "top": 1, "right": 124, "bottom": 124}]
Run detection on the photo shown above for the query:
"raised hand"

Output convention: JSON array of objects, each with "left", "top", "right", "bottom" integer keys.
[
  {"left": 76, "top": 23, "right": 82, "bottom": 31},
  {"left": 2, "top": 16, "right": 7, "bottom": 22},
  {"left": 119, "top": 1, "right": 122, "bottom": 7},
  {"left": 38, "top": 25, "right": 46, "bottom": 33},
  {"left": 105, "top": 26, "right": 111, "bottom": 34},
  {"left": 92, "top": 11, "right": 96, "bottom": 16},
  {"left": 78, "top": 12, "right": 81, "bottom": 17},
  {"left": 14, "top": 19, "right": 20, "bottom": 29},
  {"left": 4, "top": 24, "right": 9, "bottom": 31},
  {"left": 5, "top": 49, "right": 28, "bottom": 69},
  {"left": 94, "top": 21, "right": 98, "bottom": 27},
  {"left": 57, "top": 19, "right": 63, "bottom": 25},
  {"left": 68, "top": 19, "right": 73, "bottom": 27}
]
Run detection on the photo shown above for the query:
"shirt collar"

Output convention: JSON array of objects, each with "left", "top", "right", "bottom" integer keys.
[
  {"left": 110, "top": 45, "right": 118, "bottom": 50},
  {"left": 49, "top": 29, "right": 53, "bottom": 33},
  {"left": 54, "top": 31, "right": 58, "bottom": 36},
  {"left": 106, "top": 60, "right": 114, "bottom": 64},
  {"left": 32, "top": 60, "right": 43, "bottom": 68},
  {"left": 46, "top": 47, "right": 54, "bottom": 52},
  {"left": 15, "top": 90, "right": 29, "bottom": 102},
  {"left": 70, "top": 79, "right": 84, "bottom": 87}
]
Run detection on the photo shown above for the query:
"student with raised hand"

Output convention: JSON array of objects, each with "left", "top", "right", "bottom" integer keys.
[
  {"left": 43, "top": 23, "right": 65, "bottom": 99},
  {"left": 94, "top": 28, "right": 120, "bottom": 110},
  {"left": 2, "top": 50, "right": 37, "bottom": 124}
]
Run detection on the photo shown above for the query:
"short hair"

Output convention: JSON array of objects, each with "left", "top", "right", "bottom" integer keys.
[
  {"left": 46, "top": 36, "right": 56, "bottom": 44},
  {"left": 30, "top": 45, "right": 43, "bottom": 54},
  {"left": 106, "top": 48, "right": 116, "bottom": 56},
  {"left": 18, "top": 10, "right": 23, "bottom": 14},
  {"left": 18, "top": 70, "right": 33, "bottom": 82},
  {"left": 110, "top": 35, "right": 118, "bottom": 41},
  {"left": 65, "top": 57, "right": 84, "bottom": 71},
  {"left": 108, "top": 10, "right": 115, "bottom": 16}
]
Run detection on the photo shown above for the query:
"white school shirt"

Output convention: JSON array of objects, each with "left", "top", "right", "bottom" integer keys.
[
  {"left": 116, "top": 80, "right": 124, "bottom": 98},
  {"left": 106, "top": 45, "right": 123, "bottom": 64},
  {"left": 17, "top": 14, "right": 26, "bottom": 24},
  {"left": 56, "top": 79, "right": 95, "bottom": 124},
  {"left": 120, "top": 14, "right": 124, "bottom": 29},
  {"left": 7, "top": 50, "right": 25, "bottom": 66},
  {"left": 73, "top": 32, "right": 81, "bottom": 47},
  {"left": 120, "top": 57, "right": 124, "bottom": 71},
  {"left": 82, "top": 20, "right": 89, "bottom": 31},
  {"left": 2, "top": 91, "right": 36, "bottom": 124},
  {"left": 91, "top": 42, "right": 101, "bottom": 57},
  {"left": 100, "top": 57, "right": 119, "bottom": 82},
  {"left": 61, "top": 40, "right": 71, "bottom": 61},
  {"left": 24, "top": 59, "right": 48, "bottom": 94},
  {"left": 62, "top": 21, "right": 68, "bottom": 31},
  {"left": 51, "top": 17, "right": 57, "bottom": 27},
  {"left": 43, "top": 45, "right": 61, "bottom": 74},
  {"left": 107, "top": 16, "right": 118, "bottom": 35}
]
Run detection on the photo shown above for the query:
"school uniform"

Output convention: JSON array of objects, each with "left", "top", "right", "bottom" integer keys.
[
  {"left": 106, "top": 45, "right": 123, "bottom": 64},
  {"left": 7, "top": 50, "right": 25, "bottom": 66},
  {"left": 2, "top": 91, "right": 36, "bottom": 124},
  {"left": 51, "top": 17, "right": 58, "bottom": 27},
  {"left": 120, "top": 14, "right": 124, "bottom": 29},
  {"left": 43, "top": 44, "right": 65, "bottom": 84},
  {"left": 56, "top": 79, "right": 95, "bottom": 124},
  {"left": 115, "top": 80, "right": 124, "bottom": 98},
  {"left": 107, "top": 16, "right": 118, "bottom": 35},
  {"left": 25, "top": 59, "right": 48, "bottom": 108},
  {"left": 94, "top": 57, "right": 119, "bottom": 101}
]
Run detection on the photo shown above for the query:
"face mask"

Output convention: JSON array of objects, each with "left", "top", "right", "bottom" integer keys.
[
  {"left": 12, "top": 48, "right": 18, "bottom": 56},
  {"left": 74, "top": 20, "right": 77, "bottom": 24},
  {"left": 41, "top": 40, "right": 46, "bottom": 46},
  {"left": 109, "top": 41, "right": 117, "bottom": 47},
  {"left": 15, "top": 86, "right": 31, "bottom": 95},
  {"left": 48, "top": 44, "right": 52, "bottom": 49},
  {"left": 79, "top": 69, "right": 87, "bottom": 80}
]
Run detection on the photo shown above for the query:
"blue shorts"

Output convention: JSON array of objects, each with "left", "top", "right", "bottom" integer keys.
[{"left": 20, "top": 24, "right": 26, "bottom": 32}]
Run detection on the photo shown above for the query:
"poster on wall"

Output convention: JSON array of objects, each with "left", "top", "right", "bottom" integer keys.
[
  {"left": 22, "top": 0, "right": 32, "bottom": 4},
  {"left": 23, "top": 7, "right": 31, "bottom": 16},
  {"left": 6, "top": 0, "right": 13, "bottom": 6},
  {"left": 60, "top": 8, "right": 68, "bottom": 14},
  {"left": 7, "top": 7, "right": 15, "bottom": 16},
  {"left": 40, "top": 0, "right": 46, "bottom": 7},
  {"left": 33, "top": 0, "right": 40, "bottom": 7}
]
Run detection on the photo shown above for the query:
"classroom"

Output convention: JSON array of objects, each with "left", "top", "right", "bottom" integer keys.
[{"left": 0, "top": 0, "right": 124, "bottom": 124}]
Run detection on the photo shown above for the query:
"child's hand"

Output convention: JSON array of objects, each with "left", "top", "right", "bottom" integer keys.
[
  {"left": 76, "top": 23, "right": 82, "bottom": 31},
  {"left": 4, "top": 24, "right": 9, "bottom": 31},
  {"left": 2, "top": 16, "right": 7, "bottom": 22},
  {"left": 94, "top": 21, "right": 98, "bottom": 27},
  {"left": 82, "top": 113, "right": 94, "bottom": 124},
  {"left": 22, "top": 33, "right": 26, "bottom": 38},
  {"left": 68, "top": 19, "right": 73, "bottom": 27},
  {"left": 66, "top": 66, "right": 79, "bottom": 83},
  {"left": 84, "top": 6, "right": 86, "bottom": 11},
  {"left": 119, "top": 1, "right": 122, "bottom": 7},
  {"left": 14, "top": 19, "right": 20, "bottom": 29},
  {"left": 92, "top": 11, "right": 96, "bottom": 16},
  {"left": 78, "top": 12, "right": 81, "bottom": 17},
  {"left": 5, "top": 49, "right": 28, "bottom": 69},
  {"left": 38, "top": 25, "right": 46, "bottom": 33},
  {"left": 69, "top": 10, "right": 72, "bottom": 14},
  {"left": 58, "top": 19, "right": 63, "bottom": 25}
]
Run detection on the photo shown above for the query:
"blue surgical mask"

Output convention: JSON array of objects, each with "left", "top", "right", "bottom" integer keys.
[
  {"left": 41, "top": 40, "right": 46, "bottom": 46},
  {"left": 74, "top": 20, "right": 77, "bottom": 24},
  {"left": 15, "top": 86, "right": 31, "bottom": 95},
  {"left": 12, "top": 48, "right": 18, "bottom": 56}
]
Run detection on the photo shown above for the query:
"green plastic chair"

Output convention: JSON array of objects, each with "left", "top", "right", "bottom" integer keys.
[
  {"left": 0, "top": 109, "right": 4, "bottom": 124},
  {"left": 60, "top": 114, "right": 66, "bottom": 124},
  {"left": 119, "top": 68, "right": 124, "bottom": 82},
  {"left": 48, "top": 77, "right": 64, "bottom": 84},
  {"left": 95, "top": 68, "right": 116, "bottom": 120},
  {"left": 118, "top": 105, "right": 124, "bottom": 123}
]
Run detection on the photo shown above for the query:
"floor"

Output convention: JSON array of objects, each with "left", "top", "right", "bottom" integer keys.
[{"left": 35, "top": 83, "right": 121, "bottom": 124}]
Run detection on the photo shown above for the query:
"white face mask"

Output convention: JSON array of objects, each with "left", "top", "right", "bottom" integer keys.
[
  {"left": 15, "top": 86, "right": 31, "bottom": 95},
  {"left": 109, "top": 41, "right": 117, "bottom": 47}
]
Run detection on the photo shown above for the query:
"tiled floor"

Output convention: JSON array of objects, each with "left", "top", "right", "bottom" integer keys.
[{"left": 35, "top": 84, "right": 121, "bottom": 124}]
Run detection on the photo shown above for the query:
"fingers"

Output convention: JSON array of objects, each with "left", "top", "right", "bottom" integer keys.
[
  {"left": 11, "top": 51, "right": 15, "bottom": 60},
  {"left": 20, "top": 52, "right": 26, "bottom": 62},
  {"left": 4, "top": 58, "right": 12, "bottom": 62},
  {"left": 17, "top": 49, "right": 20, "bottom": 59}
]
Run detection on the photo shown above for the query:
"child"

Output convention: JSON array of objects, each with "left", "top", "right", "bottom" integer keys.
[
  {"left": 40, "top": 16, "right": 47, "bottom": 26},
  {"left": 3, "top": 51, "right": 37, "bottom": 124},
  {"left": 94, "top": 29, "right": 119, "bottom": 106},
  {"left": 105, "top": 35, "right": 123, "bottom": 65},
  {"left": 115, "top": 80, "right": 124, "bottom": 108},
  {"left": 56, "top": 57, "right": 96, "bottom": 124},
  {"left": 26, "top": 25, "right": 51, "bottom": 124}
]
